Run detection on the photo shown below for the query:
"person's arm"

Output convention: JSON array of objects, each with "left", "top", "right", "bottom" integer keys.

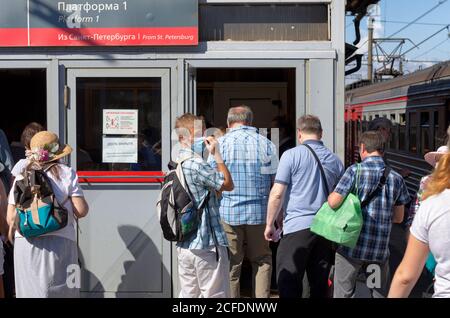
[
  {"left": 0, "top": 181, "right": 7, "bottom": 236},
  {"left": 71, "top": 196, "right": 89, "bottom": 219},
  {"left": 393, "top": 205, "right": 405, "bottom": 223},
  {"left": 205, "top": 136, "right": 233, "bottom": 192},
  {"left": 327, "top": 166, "right": 355, "bottom": 209},
  {"left": 67, "top": 166, "right": 88, "bottom": 219},
  {"left": 264, "top": 183, "right": 287, "bottom": 241},
  {"left": 392, "top": 177, "right": 411, "bottom": 224},
  {"left": 388, "top": 234, "right": 429, "bottom": 298},
  {"left": 328, "top": 192, "right": 345, "bottom": 209},
  {"left": 6, "top": 204, "right": 16, "bottom": 243}
]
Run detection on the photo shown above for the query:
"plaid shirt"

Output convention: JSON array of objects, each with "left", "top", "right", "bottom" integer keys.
[
  {"left": 334, "top": 156, "right": 410, "bottom": 263},
  {"left": 208, "top": 126, "right": 278, "bottom": 225},
  {"left": 176, "top": 148, "right": 228, "bottom": 250}
]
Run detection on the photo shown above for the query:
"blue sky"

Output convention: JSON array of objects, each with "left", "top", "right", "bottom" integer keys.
[{"left": 345, "top": 0, "right": 450, "bottom": 83}]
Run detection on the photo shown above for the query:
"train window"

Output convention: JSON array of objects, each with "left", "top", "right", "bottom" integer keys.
[
  {"left": 434, "top": 111, "right": 441, "bottom": 148},
  {"left": 420, "top": 112, "right": 431, "bottom": 154},
  {"left": 390, "top": 114, "right": 396, "bottom": 122},
  {"left": 390, "top": 122, "right": 398, "bottom": 150},
  {"left": 398, "top": 112, "right": 406, "bottom": 151},
  {"left": 409, "top": 112, "right": 418, "bottom": 153}
]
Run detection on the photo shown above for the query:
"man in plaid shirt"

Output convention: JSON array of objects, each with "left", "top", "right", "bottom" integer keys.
[
  {"left": 175, "top": 113, "right": 234, "bottom": 298},
  {"left": 328, "top": 131, "right": 410, "bottom": 298},
  {"left": 208, "top": 106, "right": 278, "bottom": 298}
]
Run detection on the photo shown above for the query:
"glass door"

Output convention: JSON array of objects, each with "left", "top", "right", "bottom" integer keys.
[{"left": 66, "top": 68, "right": 171, "bottom": 298}]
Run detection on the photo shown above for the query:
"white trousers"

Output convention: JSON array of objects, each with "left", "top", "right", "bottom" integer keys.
[{"left": 177, "top": 246, "right": 230, "bottom": 298}]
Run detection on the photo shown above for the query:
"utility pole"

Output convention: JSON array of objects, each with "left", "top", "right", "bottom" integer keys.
[
  {"left": 368, "top": 17, "right": 374, "bottom": 82},
  {"left": 399, "top": 57, "right": 403, "bottom": 75}
]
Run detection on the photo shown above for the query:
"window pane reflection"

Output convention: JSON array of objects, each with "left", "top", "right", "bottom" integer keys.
[{"left": 76, "top": 77, "right": 162, "bottom": 172}]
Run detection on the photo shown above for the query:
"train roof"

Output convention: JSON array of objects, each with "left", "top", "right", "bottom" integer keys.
[{"left": 346, "top": 60, "right": 450, "bottom": 98}]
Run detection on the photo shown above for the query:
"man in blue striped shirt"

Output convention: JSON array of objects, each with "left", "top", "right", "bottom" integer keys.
[{"left": 209, "top": 106, "right": 279, "bottom": 298}]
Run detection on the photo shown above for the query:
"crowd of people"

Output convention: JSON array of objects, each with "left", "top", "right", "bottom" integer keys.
[
  {"left": 173, "top": 107, "right": 450, "bottom": 299},
  {"left": 0, "top": 106, "right": 449, "bottom": 298}
]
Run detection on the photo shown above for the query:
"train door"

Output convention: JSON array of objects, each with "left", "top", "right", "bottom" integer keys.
[{"left": 66, "top": 68, "right": 172, "bottom": 297}]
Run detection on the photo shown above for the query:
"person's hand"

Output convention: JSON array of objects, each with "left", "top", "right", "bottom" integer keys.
[
  {"left": 264, "top": 224, "right": 276, "bottom": 241},
  {"left": 205, "top": 136, "right": 218, "bottom": 156}
]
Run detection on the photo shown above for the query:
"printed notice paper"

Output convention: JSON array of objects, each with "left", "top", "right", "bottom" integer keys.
[
  {"left": 103, "top": 109, "right": 138, "bottom": 135},
  {"left": 102, "top": 137, "right": 138, "bottom": 163}
]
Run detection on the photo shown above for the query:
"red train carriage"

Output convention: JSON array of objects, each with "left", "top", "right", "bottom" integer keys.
[{"left": 345, "top": 61, "right": 450, "bottom": 194}]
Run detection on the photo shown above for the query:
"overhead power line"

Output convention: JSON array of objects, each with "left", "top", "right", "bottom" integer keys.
[
  {"left": 387, "top": 0, "right": 449, "bottom": 38},
  {"left": 413, "top": 38, "right": 450, "bottom": 59},
  {"left": 381, "top": 20, "right": 449, "bottom": 27},
  {"left": 405, "top": 59, "right": 446, "bottom": 63},
  {"left": 402, "top": 25, "right": 450, "bottom": 56}
]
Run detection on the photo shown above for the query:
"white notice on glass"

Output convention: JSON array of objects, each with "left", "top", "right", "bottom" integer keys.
[
  {"left": 102, "top": 137, "right": 138, "bottom": 163},
  {"left": 103, "top": 109, "right": 138, "bottom": 135}
]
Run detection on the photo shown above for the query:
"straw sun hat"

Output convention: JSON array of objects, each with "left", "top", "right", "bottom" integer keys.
[
  {"left": 29, "top": 131, "right": 72, "bottom": 163},
  {"left": 424, "top": 145, "right": 449, "bottom": 167}
]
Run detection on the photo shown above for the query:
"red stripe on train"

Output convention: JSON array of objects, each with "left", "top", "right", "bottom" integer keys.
[{"left": 346, "top": 96, "right": 408, "bottom": 109}]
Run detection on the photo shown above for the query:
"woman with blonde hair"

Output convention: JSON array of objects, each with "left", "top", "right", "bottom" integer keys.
[
  {"left": 389, "top": 153, "right": 450, "bottom": 298},
  {"left": 6, "top": 131, "right": 89, "bottom": 298}
]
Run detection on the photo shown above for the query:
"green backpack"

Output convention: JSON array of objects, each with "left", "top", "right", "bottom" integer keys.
[{"left": 311, "top": 164, "right": 390, "bottom": 248}]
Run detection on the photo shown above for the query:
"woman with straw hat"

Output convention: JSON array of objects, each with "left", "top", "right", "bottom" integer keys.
[{"left": 6, "top": 131, "right": 89, "bottom": 298}]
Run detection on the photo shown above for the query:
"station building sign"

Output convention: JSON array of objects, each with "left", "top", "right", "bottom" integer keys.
[{"left": 0, "top": 0, "right": 198, "bottom": 47}]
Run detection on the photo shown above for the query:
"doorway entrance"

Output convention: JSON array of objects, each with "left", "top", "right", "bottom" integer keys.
[
  {"left": 196, "top": 68, "right": 297, "bottom": 156},
  {"left": 0, "top": 69, "right": 46, "bottom": 163},
  {"left": 195, "top": 68, "right": 297, "bottom": 296}
]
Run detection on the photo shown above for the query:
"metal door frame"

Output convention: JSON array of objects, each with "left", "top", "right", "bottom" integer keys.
[{"left": 66, "top": 67, "right": 172, "bottom": 297}]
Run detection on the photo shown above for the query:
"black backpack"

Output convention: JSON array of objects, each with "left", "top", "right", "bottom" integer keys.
[{"left": 156, "top": 159, "right": 209, "bottom": 242}]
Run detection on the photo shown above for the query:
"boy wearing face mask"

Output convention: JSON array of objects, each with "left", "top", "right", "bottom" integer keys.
[{"left": 174, "top": 113, "right": 234, "bottom": 298}]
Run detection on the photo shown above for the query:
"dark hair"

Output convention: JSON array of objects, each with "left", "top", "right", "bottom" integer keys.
[
  {"left": 368, "top": 117, "right": 392, "bottom": 131},
  {"left": 360, "top": 131, "right": 384, "bottom": 153},
  {"left": 21, "top": 122, "right": 44, "bottom": 149},
  {"left": 297, "top": 115, "right": 322, "bottom": 136}
]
